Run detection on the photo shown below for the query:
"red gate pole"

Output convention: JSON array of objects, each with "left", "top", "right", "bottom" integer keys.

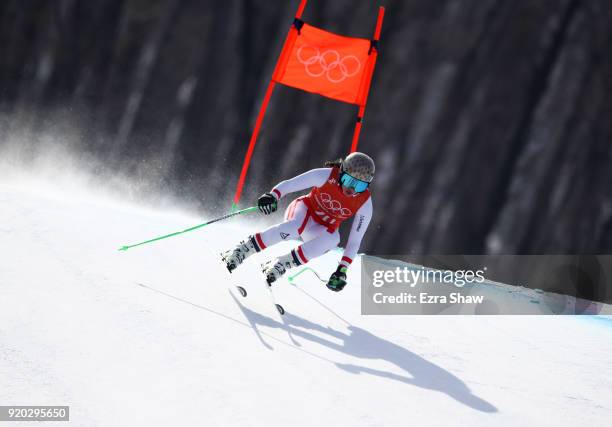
[
  {"left": 350, "top": 105, "right": 366, "bottom": 153},
  {"left": 231, "top": 0, "right": 309, "bottom": 209},
  {"left": 232, "top": 81, "right": 276, "bottom": 208},
  {"left": 349, "top": 6, "right": 385, "bottom": 153}
]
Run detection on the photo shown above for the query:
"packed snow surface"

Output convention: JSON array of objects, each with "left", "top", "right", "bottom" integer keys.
[{"left": 1, "top": 179, "right": 611, "bottom": 427}]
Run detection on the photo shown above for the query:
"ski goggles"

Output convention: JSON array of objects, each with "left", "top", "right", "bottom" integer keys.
[{"left": 339, "top": 171, "right": 370, "bottom": 193}]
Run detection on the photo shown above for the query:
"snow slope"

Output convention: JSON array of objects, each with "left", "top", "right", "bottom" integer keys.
[{"left": 1, "top": 181, "right": 612, "bottom": 427}]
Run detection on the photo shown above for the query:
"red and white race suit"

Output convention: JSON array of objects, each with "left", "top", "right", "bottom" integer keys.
[{"left": 254, "top": 167, "right": 373, "bottom": 268}]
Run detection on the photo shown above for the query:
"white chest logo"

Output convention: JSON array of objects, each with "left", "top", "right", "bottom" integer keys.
[{"left": 318, "top": 192, "right": 352, "bottom": 217}]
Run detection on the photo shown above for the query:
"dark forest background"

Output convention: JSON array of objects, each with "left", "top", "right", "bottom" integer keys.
[{"left": 1, "top": 0, "right": 612, "bottom": 255}]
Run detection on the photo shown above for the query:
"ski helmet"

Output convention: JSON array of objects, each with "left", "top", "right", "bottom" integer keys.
[{"left": 342, "top": 152, "right": 375, "bottom": 182}]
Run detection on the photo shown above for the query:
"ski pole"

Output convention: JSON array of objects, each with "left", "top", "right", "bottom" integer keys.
[
  {"left": 118, "top": 206, "right": 258, "bottom": 251},
  {"left": 287, "top": 267, "right": 327, "bottom": 283},
  {"left": 287, "top": 267, "right": 351, "bottom": 326}
]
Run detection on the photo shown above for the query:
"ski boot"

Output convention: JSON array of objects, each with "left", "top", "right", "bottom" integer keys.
[
  {"left": 221, "top": 235, "right": 262, "bottom": 273},
  {"left": 261, "top": 250, "right": 303, "bottom": 285}
]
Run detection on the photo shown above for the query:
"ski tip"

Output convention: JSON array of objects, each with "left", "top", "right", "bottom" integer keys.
[
  {"left": 276, "top": 304, "right": 285, "bottom": 315},
  {"left": 118, "top": 246, "right": 129, "bottom": 251}
]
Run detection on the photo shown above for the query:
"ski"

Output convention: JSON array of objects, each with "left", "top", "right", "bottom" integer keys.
[
  {"left": 263, "top": 280, "right": 285, "bottom": 315},
  {"left": 219, "top": 251, "right": 285, "bottom": 315},
  {"left": 218, "top": 251, "right": 251, "bottom": 299}
]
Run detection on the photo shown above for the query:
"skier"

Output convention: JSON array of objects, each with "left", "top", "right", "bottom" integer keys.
[{"left": 222, "top": 152, "right": 374, "bottom": 292}]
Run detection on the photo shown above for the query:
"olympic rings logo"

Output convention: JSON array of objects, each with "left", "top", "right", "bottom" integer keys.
[
  {"left": 319, "top": 193, "right": 352, "bottom": 217},
  {"left": 297, "top": 45, "right": 361, "bottom": 83}
]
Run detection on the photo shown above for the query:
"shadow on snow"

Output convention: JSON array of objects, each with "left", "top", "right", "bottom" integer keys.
[
  {"left": 135, "top": 282, "right": 496, "bottom": 413},
  {"left": 230, "top": 291, "right": 497, "bottom": 413}
]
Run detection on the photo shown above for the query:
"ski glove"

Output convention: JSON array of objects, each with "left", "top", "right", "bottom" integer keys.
[
  {"left": 327, "top": 265, "right": 348, "bottom": 292},
  {"left": 258, "top": 192, "right": 278, "bottom": 215}
]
